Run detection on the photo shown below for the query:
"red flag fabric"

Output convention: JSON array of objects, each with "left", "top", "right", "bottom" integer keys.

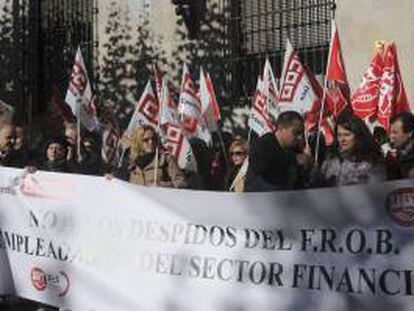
[
  {"left": 351, "top": 49, "right": 385, "bottom": 123},
  {"left": 377, "top": 43, "right": 411, "bottom": 132},
  {"left": 326, "top": 21, "right": 352, "bottom": 118}
]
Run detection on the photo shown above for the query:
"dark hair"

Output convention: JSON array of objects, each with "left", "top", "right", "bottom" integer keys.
[
  {"left": 373, "top": 126, "right": 389, "bottom": 146},
  {"left": 335, "top": 113, "right": 382, "bottom": 163},
  {"left": 43, "top": 136, "right": 68, "bottom": 157},
  {"left": 275, "top": 111, "right": 304, "bottom": 129},
  {"left": 391, "top": 112, "right": 414, "bottom": 135}
]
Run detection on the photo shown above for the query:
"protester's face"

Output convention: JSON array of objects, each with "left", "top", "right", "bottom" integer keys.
[
  {"left": 83, "top": 139, "right": 95, "bottom": 154},
  {"left": 280, "top": 120, "right": 305, "bottom": 150},
  {"left": 390, "top": 120, "right": 411, "bottom": 150},
  {"left": 230, "top": 147, "right": 247, "bottom": 166},
  {"left": 142, "top": 130, "right": 157, "bottom": 154},
  {"left": 47, "top": 143, "right": 66, "bottom": 162},
  {"left": 14, "top": 126, "right": 25, "bottom": 150},
  {"left": 0, "top": 125, "right": 14, "bottom": 151},
  {"left": 65, "top": 128, "right": 77, "bottom": 146},
  {"left": 337, "top": 125, "right": 356, "bottom": 153}
]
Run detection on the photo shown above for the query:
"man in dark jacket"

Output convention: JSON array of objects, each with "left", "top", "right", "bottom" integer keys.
[
  {"left": 388, "top": 112, "right": 414, "bottom": 180},
  {"left": 244, "top": 111, "right": 305, "bottom": 192}
]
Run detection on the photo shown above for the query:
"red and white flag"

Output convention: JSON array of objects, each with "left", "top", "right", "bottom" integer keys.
[
  {"left": 351, "top": 47, "right": 385, "bottom": 123},
  {"left": 0, "top": 100, "right": 14, "bottom": 125},
  {"left": 279, "top": 40, "right": 334, "bottom": 144},
  {"left": 326, "top": 21, "right": 352, "bottom": 119},
  {"left": 126, "top": 80, "right": 159, "bottom": 133},
  {"left": 65, "top": 47, "right": 99, "bottom": 131},
  {"left": 199, "top": 67, "right": 220, "bottom": 132},
  {"left": 178, "top": 64, "right": 211, "bottom": 144},
  {"left": 377, "top": 43, "right": 411, "bottom": 132},
  {"left": 248, "top": 77, "right": 274, "bottom": 137},
  {"left": 160, "top": 75, "right": 197, "bottom": 172},
  {"left": 262, "top": 58, "right": 280, "bottom": 117}
]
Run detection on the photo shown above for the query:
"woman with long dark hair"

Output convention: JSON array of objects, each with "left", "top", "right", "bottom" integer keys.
[{"left": 317, "top": 113, "right": 385, "bottom": 187}]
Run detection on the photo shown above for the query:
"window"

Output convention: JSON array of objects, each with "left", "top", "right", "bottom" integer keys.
[{"left": 229, "top": 0, "right": 335, "bottom": 103}]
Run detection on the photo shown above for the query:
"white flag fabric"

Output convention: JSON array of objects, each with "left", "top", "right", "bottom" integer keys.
[
  {"left": 126, "top": 80, "right": 159, "bottom": 133},
  {"left": 199, "top": 67, "right": 220, "bottom": 132},
  {"left": 0, "top": 100, "right": 14, "bottom": 125},
  {"left": 262, "top": 59, "right": 280, "bottom": 118},
  {"left": 65, "top": 47, "right": 99, "bottom": 131},
  {"left": 278, "top": 40, "right": 335, "bottom": 144},
  {"left": 178, "top": 64, "right": 212, "bottom": 145},
  {"left": 278, "top": 40, "right": 319, "bottom": 114},
  {"left": 160, "top": 75, "right": 197, "bottom": 172},
  {"left": 248, "top": 77, "right": 274, "bottom": 137}
]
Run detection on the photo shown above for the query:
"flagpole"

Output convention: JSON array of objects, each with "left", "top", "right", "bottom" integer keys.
[
  {"left": 153, "top": 77, "right": 163, "bottom": 187},
  {"left": 76, "top": 98, "right": 82, "bottom": 163},
  {"left": 315, "top": 19, "right": 335, "bottom": 166}
]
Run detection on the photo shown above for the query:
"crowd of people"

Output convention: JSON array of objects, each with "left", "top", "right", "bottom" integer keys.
[{"left": 0, "top": 110, "right": 413, "bottom": 192}]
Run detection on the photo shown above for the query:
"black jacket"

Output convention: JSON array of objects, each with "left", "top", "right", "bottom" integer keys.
[{"left": 244, "top": 133, "right": 298, "bottom": 192}]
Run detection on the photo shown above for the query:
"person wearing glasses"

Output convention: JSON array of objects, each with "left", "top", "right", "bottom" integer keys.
[
  {"left": 122, "top": 125, "right": 186, "bottom": 188},
  {"left": 226, "top": 139, "right": 248, "bottom": 192}
]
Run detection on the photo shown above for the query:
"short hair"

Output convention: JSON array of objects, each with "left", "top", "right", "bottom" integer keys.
[
  {"left": 391, "top": 112, "right": 414, "bottom": 134},
  {"left": 275, "top": 111, "right": 304, "bottom": 129}
]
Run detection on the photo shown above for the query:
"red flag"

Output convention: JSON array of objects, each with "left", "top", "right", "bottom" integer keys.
[
  {"left": 326, "top": 21, "right": 351, "bottom": 118},
  {"left": 351, "top": 48, "right": 385, "bottom": 123},
  {"left": 377, "top": 43, "right": 411, "bottom": 132}
]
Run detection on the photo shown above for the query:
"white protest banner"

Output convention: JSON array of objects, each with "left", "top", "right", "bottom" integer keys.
[{"left": 0, "top": 167, "right": 414, "bottom": 311}]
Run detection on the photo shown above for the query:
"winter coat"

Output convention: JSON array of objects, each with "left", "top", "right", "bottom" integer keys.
[
  {"left": 244, "top": 133, "right": 298, "bottom": 192},
  {"left": 387, "top": 141, "right": 414, "bottom": 180},
  {"left": 128, "top": 152, "right": 187, "bottom": 188},
  {"left": 318, "top": 155, "right": 385, "bottom": 187}
]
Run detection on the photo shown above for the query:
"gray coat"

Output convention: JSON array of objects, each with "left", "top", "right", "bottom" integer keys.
[{"left": 319, "top": 156, "right": 385, "bottom": 187}]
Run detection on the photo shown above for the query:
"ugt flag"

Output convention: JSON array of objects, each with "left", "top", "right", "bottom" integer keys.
[
  {"left": 377, "top": 43, "right": 411, "bottom": 132},
  {"left": 326, "top": 21, "right": 352, "bottom": 118},
  {"left": 351, "top": 46, "right": 385, "bottom": 123}
]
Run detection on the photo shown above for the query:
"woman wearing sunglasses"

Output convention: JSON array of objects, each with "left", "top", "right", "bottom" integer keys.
[
  {"left": 226, "top": 139, "right": 248, "bottom": 192},
  {"left": 124, "top": 125, "right": 186, "bottom": 188}
]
